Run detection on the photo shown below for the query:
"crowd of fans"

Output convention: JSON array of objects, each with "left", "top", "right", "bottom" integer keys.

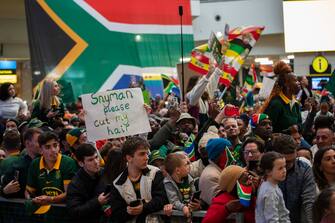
[{"left": 0, "top": 60, "right": 335, "bottom": 223}]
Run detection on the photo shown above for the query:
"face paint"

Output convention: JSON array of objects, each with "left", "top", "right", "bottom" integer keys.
[{"left": 217, "top": 147, "right": 236, "bottom": 169}]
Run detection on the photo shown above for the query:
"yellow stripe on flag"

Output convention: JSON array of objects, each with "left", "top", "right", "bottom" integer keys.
[
  {"left": 143, "top": 73, "right": 162, "bottom": 81},
  {"left": 222, "top": 72, "right": 234, "bottom": 82},
  {"left": 225, "top": 50, "right": 244, "bottom": 65},
  {"left": 190, "top": 57, "right": 210, "bottom": 70},
  {"left": 195, "top": 44, "right": 209, "bottom": 52}
]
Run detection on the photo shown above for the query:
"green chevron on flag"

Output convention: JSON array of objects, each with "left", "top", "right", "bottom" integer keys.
[{"left": 25, "top": 0, "right": 194, "bottom": 101}]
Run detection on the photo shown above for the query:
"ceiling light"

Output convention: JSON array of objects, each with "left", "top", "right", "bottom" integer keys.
[
  {"left": 135, "top": 35, "right": 142, "bottom": 42},
  {"left": 281, "top": 59, "right": 290, "bottom": 64},
  {"left": 179, "top": 57, "right": 191, "bottom": 62},
  {"left": 255, "top": 57, "right": 270, "bottom": 63},
  {"left": 287, "top": 55, "right": 295, "bottom": 59},
  {"left": 260, "top": 60, "right": 273, "bottom": 65}
]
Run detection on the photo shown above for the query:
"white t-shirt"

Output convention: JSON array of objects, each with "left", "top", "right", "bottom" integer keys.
[{"left": 0, "top": 97, "right": 28, "bottom": 119}]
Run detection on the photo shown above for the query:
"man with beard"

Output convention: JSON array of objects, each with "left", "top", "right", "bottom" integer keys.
[
  {"left": 249, "top": 113, "right": 273, "bottom": 152},
  {"left": 174, "top": 113, "right": 197, "bottom": 160},
  {"left": 149, "top": 111, "right": 197, "bottom": 161}
]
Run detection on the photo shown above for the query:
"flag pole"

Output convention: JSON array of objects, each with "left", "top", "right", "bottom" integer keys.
[
  {"left": 219, "top": 86, "right": 227, "bottom": 100},
  {"left": 179, "top": 5, "right": 185, "bottom": 101}
]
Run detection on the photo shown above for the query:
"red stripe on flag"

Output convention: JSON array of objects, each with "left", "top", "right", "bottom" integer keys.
[
  {"left": 188, "top": 62, "right": 208, "bottom": 75},
  {"left": 222, "top": 64, "right": 238, "bottom": 76},
  {"left": 219, "top": 64, "right": 238, "bottom": 87},
  {"left": 219, "top": 77, "right": 232, "bottom": 87},
  {"left": 84, "top": 0, "right": 192, "bottom": 25},
  {"left": 249, "top": 30, "right": 262, "bottom": 41},
  {"left": 228, "top": 26, "right": 264, "bottom": 41},
  {"left": 191, "top": 51, "right": 210, "bottom": 64}
]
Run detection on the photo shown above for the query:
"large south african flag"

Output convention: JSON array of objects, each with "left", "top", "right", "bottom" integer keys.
[{"left": 25, "top": 0, "right": 194, "bottom": 102}]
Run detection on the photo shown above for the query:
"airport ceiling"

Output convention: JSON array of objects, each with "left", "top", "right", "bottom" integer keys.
[{"left": 0, "top": 0, "right": 26, "bottom": 20}]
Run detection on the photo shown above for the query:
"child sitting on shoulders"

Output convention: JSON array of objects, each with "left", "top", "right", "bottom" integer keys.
[{"left": 163, "top": 152, "right": 201, "bottom": 219}]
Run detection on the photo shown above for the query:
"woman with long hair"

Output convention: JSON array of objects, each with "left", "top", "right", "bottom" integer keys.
[
  {"left": 31, "top": 78, "right": 64, "bottom": 125},
  {"left": 313, "top": 147, "right": 335, "bottom": 191},
  {"left": 260, "top": 61, "right": 301, "bottom": 133},
  {"left": 0, "top": 82, "right": 28, "bottom": 120}
]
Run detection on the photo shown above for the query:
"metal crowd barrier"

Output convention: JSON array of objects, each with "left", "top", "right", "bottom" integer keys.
[{"left": 0, "top": 197, "right": 244, "bottom": 223}]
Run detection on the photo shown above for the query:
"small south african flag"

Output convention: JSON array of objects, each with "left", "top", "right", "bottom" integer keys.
[{"left": 237, "top": 181, "right": 252, "bottom": 207}]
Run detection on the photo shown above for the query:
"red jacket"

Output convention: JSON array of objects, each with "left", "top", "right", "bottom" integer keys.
[{"left": 202, "top": 192, "right": 256, "bottom": 223}]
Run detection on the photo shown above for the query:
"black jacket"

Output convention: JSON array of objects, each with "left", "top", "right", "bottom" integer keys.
[
  {"left": 66, "top": 168, "right": 103, "bottom": 223},
  {"left": 109, "top": 167, "right": 167, "bottom": 223}
]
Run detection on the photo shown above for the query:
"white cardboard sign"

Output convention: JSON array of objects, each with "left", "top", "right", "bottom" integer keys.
[
  {"left": 81, "top": 88, "right": 151, "bottom": 141},
  {"left": 259, "top": 76, "right": 276, "bottom": 99}
]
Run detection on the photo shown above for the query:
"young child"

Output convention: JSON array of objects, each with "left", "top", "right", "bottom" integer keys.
[
  {"left": 163, "top": 152, "right": 201, "bottom": 219},
  {"left": 256, "top": 151, "right": 291, "bottom": 223},
  {"left": 313, "top": 187, "right": 335, "bottom": 223}
]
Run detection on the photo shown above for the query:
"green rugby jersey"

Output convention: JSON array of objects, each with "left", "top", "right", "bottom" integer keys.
[
  {"left": 0, "top": 151, "right": 21, "bottom": 177},
  {"left": 26, "top": 153, "right": 77, "bottom": 197}
]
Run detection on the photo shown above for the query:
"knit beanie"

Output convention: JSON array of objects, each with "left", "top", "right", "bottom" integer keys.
[
  {"left": 205, "top": 138, "right": 232, "bottom": 161},
  {"left": 198, "top": 126, "right": 219, "bottom": 148},
  {"left": 66, "top": 128, "right": 86, "bottom": 147},
  {"left": 219, "top": 165, "right": 245, "bottom": 192},
  {"left": 250, "top": 113, "right": 269, "bottom": 128},
  {"left": 149, "top": 145, "right": 168, "bottom": 164}
]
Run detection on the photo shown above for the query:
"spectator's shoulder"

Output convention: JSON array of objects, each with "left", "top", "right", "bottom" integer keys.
[
  {"left": 295, "top": 159, "right": 313, "bottom": 177},
  {"left": 269, "top": 96, "right": 283, "bottom": 106},
  {"left": 150, "top": 165, "right": 164, "bottom": 180},
  {"left": 296, "top": 158, "right": 310, "bottom": 169},
  {"left": 1, "top": 156, "right": 20, "bottom": 166},
  {"left": 60, "top": 154, "right": 75, "bottom": 163},
  {"left": 60, "top": 155, "right": 77, "bottom": 169},
  {"left": 30, "top": 156, "right": 42, "bottom": 167}
]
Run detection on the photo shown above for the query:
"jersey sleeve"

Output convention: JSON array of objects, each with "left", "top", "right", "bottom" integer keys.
[
  {"left": 26, "top": 159, "right": 38, "bottom": 194},
  {"left": 61, "top": 156, "right": 78, "bottom": 186}
]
